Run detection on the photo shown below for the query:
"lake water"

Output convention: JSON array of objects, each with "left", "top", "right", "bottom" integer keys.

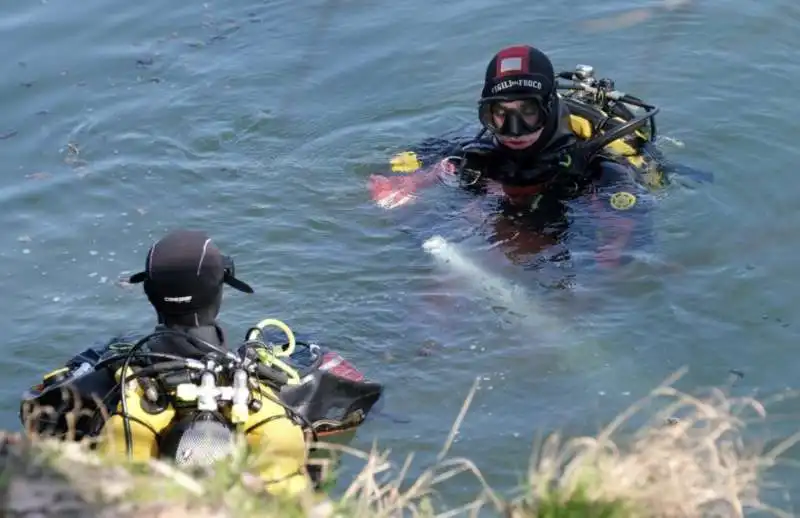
[{"left": 3, "top": 0, "right": 800, "bottom": 513}]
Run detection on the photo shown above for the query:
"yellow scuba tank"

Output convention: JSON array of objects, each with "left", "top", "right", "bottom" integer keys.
[
  {"left": 90, "top": 317, "right": 329, "bottom": 498},
  {"left": 239, "top": 318, "right": 312, "bottom": 497},
  {"left": 242, "top": 380, "right": 311, "bottom": 497},
  {"left": 97, "top": 365, "right": 176, "bottom": 460}
]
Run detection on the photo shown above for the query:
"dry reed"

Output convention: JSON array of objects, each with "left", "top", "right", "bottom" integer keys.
[{"left": 4, "top": 368, "right": 799, "bottom": 518}]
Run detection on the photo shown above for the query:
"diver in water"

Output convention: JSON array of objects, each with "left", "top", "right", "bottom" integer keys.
[
  {"left": 21, "top": 228, "right": 383, "bottom": 496},
  {"left": 369, "top": 44, "right": 661, "bottom": 268},
  {"left": 20, "top": 229, "right": 313, "bottom": 496}
]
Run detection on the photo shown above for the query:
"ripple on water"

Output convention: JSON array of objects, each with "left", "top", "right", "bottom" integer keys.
[{"left": 4, "top": 0, "right": 800, "bottom": 509}]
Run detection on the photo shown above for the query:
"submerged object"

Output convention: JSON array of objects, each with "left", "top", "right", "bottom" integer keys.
[{"left": 422, "top": 234, "right": 571, "bottom": 346}]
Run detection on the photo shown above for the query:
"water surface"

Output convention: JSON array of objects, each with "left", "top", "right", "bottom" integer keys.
[{"left": 3, "top": 0, "right": 800, "bottom": 513}]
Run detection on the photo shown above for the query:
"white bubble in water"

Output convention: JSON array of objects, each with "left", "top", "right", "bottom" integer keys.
[
  {"left": 52, "top": 296, "right": 60, "bottom": 302},
  {"left": 89, "top": 250, "right": 98, "bottom": 256},
  {"left": 100, "top": 276, "right": 108, "bottom": 284},
  {"left": 89, "top": 272, "right": 98, "bottom": 278},
  {"left": 22, "top": 249, "right": 30, "bottom": 254}
]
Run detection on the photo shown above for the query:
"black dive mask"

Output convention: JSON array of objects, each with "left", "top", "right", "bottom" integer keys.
[{"left": 478, "top": 98, "right": 546, "bottom": 137}]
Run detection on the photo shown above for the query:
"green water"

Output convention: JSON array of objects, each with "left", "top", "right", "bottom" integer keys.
[{"left": 3, "top": 0, "right": 800, "bottom": 513}]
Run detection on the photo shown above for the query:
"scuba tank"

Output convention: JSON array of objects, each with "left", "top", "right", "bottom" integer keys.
[
  {"left": 20, "top": 318, "right": 383, "bottom": 498},
  {"left": 96, "top": 364, "right": 176, "bottom": 460}
]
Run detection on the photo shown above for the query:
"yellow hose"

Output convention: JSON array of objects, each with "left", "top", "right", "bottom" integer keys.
[{"left": 246, "top": 318, "right": 300, "bottom": 385}]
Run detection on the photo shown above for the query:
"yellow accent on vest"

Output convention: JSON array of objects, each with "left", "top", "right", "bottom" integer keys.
[
  {"left": 609, "top": 191, "right": 637, "bottom": 210},
  {"left": 243, "top": 381, "right": 311, "bottom": 497},
  {"left": 568, "top": 114, "right": 594, "bottom": 140},
  {"left": 390, "top": 151, "right": 422, "bottom": 173},
  {"left": 567, "top": 113, "right": 665, "bottom": 189}
]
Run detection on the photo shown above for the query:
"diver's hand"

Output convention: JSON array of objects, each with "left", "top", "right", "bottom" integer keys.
[
  {"left": 369, "top": 158, "right": 459, "bottom": 210},
  {"left": 369, "top": 174, "right": 417, "bottom": 210}
]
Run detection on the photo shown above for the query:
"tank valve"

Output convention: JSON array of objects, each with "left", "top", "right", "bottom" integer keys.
[{"left": 575, "top": 64, "right": 594, "bottom": 80}]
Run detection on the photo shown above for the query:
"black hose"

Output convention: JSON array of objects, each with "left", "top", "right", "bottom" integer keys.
[
  {"left": 619, "top": 93, "right": 656, "bottom": 110},
  {"left": 237, "top": 340, "right": 293, "bottom": 388},
  {"left": 582, "top": 106, "right": 661, "bottom": 160},
  {"left": 255, "top": 363, "right": 290, "bottom": 386},
  {"left": 111, "top": 329, "right": 316, "bottom": 459},
  {"left": 94, "top": 351, "right": 188, "bottom": 371},
  {"left": 622, "top": 96, "right": 658, "bottom": 141},
  {"left": 119, "top": 361, "right": 194, "bottom": 383},
  {"left": 118, "top": 329, "right": 213, "bottom": 459}
]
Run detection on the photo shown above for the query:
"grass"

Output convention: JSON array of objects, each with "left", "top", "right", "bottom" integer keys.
[{"left": 4, "top": 367, "right": 800, "bottom": 517}]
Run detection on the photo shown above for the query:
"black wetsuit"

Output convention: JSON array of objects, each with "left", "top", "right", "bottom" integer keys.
[
  {"left": 401, "top": 99, "right": 655, "bottom": 264},
  {"left": 147, "top": 323, "right": 228, "bottom": 358}
]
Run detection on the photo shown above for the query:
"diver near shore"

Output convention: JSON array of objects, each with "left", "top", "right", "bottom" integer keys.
[
  {"left": 19, "top": 229, "right": 382, "bottom": 497},
  {"left": 369, "top": 45, "right": 664, "bottom": 268}
]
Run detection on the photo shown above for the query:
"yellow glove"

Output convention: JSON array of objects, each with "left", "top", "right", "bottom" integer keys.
[{"left": 390, "top": 151, "right": 422, "bottom": 173}]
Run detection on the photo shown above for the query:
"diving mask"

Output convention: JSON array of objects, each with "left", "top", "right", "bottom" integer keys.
[{"left": 478, "top": 98, "right": 545, "bottom": 137}]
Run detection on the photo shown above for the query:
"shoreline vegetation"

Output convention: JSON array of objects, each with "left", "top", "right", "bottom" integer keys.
[{"left": 4, "top": 368, "right": 799, "bottom": 518}]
